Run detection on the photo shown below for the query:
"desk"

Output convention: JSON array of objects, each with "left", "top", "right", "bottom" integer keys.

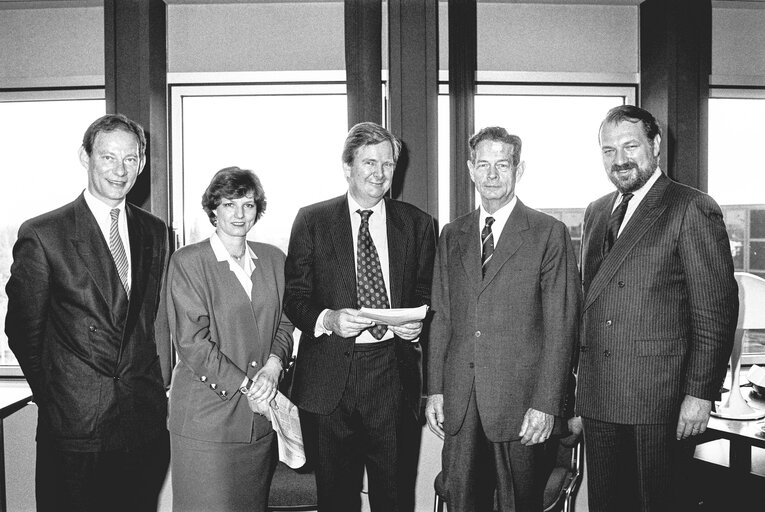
[
  {"left": 696, "top": 390, "right": 765, "bottom": 476},
  {"left": 0, "top": 385, "right": 32, "bottom": 512}
]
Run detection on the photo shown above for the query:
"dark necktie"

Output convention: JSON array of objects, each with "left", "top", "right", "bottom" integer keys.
[
  {"left": 604, "top": 193, "right": 634, "bottom": 254},
  {"left": 481, "top": 216, "right": 495, "bottom": 278},
  {"left": 356, "top": 210, "right": 390, "bottom": 339},
  {"left": 109, "top": 208, "right": 130, "bottom": 295}
]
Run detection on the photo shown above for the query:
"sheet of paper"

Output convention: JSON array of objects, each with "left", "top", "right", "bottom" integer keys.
[
  {"left": 269, "top": 392, "right": 306, "bottom": 469},
  {"left": 358, "top": 304, "right": 429, "bottom": 326}
]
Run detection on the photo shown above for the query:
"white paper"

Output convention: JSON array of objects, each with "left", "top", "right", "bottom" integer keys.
[
  {"left": 357, "top": 304, "right": 429, "bottom": 326},
  {"left": 269, "top": 392, "right": 305, "bottom": 469}
]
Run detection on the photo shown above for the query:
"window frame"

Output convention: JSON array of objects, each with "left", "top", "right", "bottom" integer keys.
[{"left": 0, "top": 87, "right": 105, "bottom": 377}]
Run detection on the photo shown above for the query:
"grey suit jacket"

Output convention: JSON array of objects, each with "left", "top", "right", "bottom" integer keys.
[
  {"left": 576, "top": 173, "right": 739, "bottom": 424},
  {"left": 427, "top": 200, "right": 581, "bottom": 442},
  {"left": 284, "top": 194, "right": 436, "bottom": 418},
  {"left": 166, "top": 239, "right": 293, "bottom": 443},
  {"left": 6, "top": 193, "right": 170, "bottom": 451}
]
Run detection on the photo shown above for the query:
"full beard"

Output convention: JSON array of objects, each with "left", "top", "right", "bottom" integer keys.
[{"left": 608, "top": 161, "right": 656, "bottom": 194}]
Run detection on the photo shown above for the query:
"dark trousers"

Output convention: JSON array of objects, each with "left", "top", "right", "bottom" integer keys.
[
  {"left": 583, "top": 417, "right": 696, "bottom": 512},
  {"left": 35, "top": 430, "right": 170, "bottom": 512},
  {"left": 301, "top": 340, "right": 415, "bottom": 512},
  {"left": 442, "top": 386, "right": 546, "bottom": 512}
]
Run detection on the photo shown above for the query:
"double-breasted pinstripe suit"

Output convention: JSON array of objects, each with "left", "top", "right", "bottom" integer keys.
[{"left": 576, "top": 172, "right": 739, "bottom": 510}]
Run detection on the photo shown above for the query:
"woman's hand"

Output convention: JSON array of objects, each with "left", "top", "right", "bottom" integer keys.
[{"left": 245, "top": 357, "right": 282, "bottom": 411}]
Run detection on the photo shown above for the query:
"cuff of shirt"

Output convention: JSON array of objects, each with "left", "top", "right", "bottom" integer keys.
[{"left": 314, "top": 309, "right": 332, "bottom": 337}]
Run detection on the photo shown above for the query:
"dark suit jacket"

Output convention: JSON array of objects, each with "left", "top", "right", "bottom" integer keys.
[
  {"left": 166, "top": 239, "right": 293, "bottom": 443},
  {"left": 576, "top": 173, "right": 739, "bottom": 424},
  {"left": 284, "top": 194, "right": 436, "bottom": 419},
  {"left": 5, "top": 193, "right": 170, "bottom": 451},
  {"left": 427, "top": 200, "right": 581, "bottom": 442}
]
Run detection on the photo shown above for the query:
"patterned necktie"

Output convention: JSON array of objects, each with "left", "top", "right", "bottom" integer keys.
[
  {"left": 604, "top": 192, "right": 634, "bottom": 254},
  {"left": 356, "top": 209, "right": 390, "bottom": 340},
  {"left": 481, "top": 216, "right": 495, "bottom": 278},
  {"left": 109, "top": 208, "right": 130, "bottom": 295}
]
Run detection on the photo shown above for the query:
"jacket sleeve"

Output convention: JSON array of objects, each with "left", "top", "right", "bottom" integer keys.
[
  {"left": 283, "top": 208, "right": 323, "bottom": 335},
  {"left": 5, "top": 223, "right": 51, "bottom": 402},
  {"left": 678, "top": 194, "right": 738, "bottom": 400},
  {"left": 531, "top": 221, "right": 583, "bottom": 416},
  {"left": 426, "top": 229, "right": 451, "bottom": 395}
]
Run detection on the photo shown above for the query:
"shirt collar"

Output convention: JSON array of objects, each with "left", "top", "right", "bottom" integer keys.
[
  {"left": 614, "top": 167, "right": 662, "bottom": 208},
  {"left": 347, "top": 192, "right": 385, "bottom": 219},
  {"left": 83, "top": 188, "right": 126, "bottom": 217},
  {"left": 480, "top": 195, "right": 517, "bottom": 226},
  {"left": 210, "top": 232, "right": 257, "bottom": 263}
]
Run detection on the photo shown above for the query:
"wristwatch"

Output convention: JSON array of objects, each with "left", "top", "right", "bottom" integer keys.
[{"left": 239, "top": 378, "right": 254, "bottom": 395}]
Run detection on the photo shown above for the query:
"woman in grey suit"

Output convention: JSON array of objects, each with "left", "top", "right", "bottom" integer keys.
[{"left": 166, "top": 167, "right": 293, "bottom": 511}]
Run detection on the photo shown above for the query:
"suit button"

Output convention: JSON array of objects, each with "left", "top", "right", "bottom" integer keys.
[
  {"left": 605, "top": 320, "right": 612, "bottom": 326},
  {"left": 603, "top": 350, "right": 611, "bottom": 357},
  {"left": 220, "top": 390, "right": 228, "bottom": 397},
  {"left": 200, "top": 376, "right": 207, "bottom": 382},
  {"left": 210, "top": 383, "right": 217, "bottom": 390},
  {"left": 475, "top": 331, "right": 481, "bottom": 338},
  {"left": 618, "top": 281, "right": 625, "bottom": 288},
  {"left": 113, "top": 376, "right": 120, "bottom": 382},
  {"left": 344, "top": 351, "right": 351, "bottom": 357},
  {"left": 468, "top": 363, "right": 475, "bottom": 369},
  {"left": 89, "top": 325, "right": 97, "bottom": 332},
  {"left": 250, "top": 361, "right": 258, "bottom": 368}
]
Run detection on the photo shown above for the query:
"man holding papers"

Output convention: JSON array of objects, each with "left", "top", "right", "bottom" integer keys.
[{"left": 284, "top": 122, "right": 436, "bottom": 512}]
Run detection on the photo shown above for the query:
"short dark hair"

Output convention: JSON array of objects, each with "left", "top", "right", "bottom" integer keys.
[
  {"left": 468, "top": 126, "right": 522, "bottom": 167},
  {"left": 600, "top": 105, "right": 662, "bottom": 142},
  {"left": 201, "top": 167, "right": 267, "bottom": 226},
  {"left": 341, "top": 122, "right": 402, "bottom": 166},
  {"left": 82, "top": 114, "right": 146, "bottom": 160}
]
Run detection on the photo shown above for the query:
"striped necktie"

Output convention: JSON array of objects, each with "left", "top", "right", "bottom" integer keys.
[
  {"left": 481, "top": 216, "right": 495, "bottom": 278},
  {"left": 109, "top": 208, "right": 130, "bottom": 295}
]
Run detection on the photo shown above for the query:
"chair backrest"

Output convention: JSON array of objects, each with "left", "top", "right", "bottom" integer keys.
[{"left": 268, "top": 461, "right": 317, "bottom": 512}]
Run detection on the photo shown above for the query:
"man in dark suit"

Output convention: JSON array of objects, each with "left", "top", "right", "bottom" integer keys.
[
  {"left": 6, "top": 114, "right": 171, "bottom": 512},
  {"left": 284, "top": 122, "right": 436, "bottom": 512},
  {"left": 425, "top": 127, "right": 581, "bottom": 512},
  {"left": 576, "top": 105, "right": 739, "bottom": 511}
]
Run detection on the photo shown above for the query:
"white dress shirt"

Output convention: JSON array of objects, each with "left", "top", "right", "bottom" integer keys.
[
  {"left": 83, "top": 188, "right": 132, "bottom": 291},
  {"left": 315, "top": 193, "right": 393, "bottom": 343},
  {"left": 478, "top": 195, "right": 518, "bottom": 251},
  {"left": 611, "top": 168, "right": 662, "bottom": 237}
]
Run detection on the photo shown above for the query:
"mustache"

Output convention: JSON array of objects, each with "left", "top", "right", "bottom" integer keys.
[{"left": 610, "top": 162, "right": 637, "bottom": 172}]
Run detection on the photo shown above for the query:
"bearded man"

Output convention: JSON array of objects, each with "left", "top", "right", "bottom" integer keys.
[{"left": 575, "top": 105, "right": 738, "bottom": 512}]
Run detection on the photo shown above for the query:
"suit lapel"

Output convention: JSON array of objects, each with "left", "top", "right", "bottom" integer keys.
[
  {"left": 457, "top": 209, "right": 483, "bottom": 296},
  {"left": 481, "top": 200, "right": 528, "bottom": 289},
  {"left": 329, "top": 196, "right": 359, "bottom": 307},
  {"left": 584, "top": 174, "right": 670, "bottom": 311},
  {"left": 385, "top": 199, "right": 406, "bottom": 308}
]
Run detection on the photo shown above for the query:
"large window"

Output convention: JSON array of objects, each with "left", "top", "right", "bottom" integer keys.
[
  {"left": 170, "top": 83, "right": 348, "bottom": 252},
  {"left": 709, "top": 90, "right": 765, "bottom": 280},
  {"left": 438, "top": 84, "right": 635, "bottom": 256},
  {"left": 0, "top": 91, "right": 105, "bottom": 373}
]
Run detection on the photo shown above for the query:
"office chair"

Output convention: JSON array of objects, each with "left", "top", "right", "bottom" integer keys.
[
  {"left": 267, "top": 461, "right": 317, "bottom": 512},
  {"left": 433, "top": 433, "right": 583, "bottom": 512}
]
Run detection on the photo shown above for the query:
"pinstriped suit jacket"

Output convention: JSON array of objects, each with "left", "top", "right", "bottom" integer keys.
[
  {"left": 284, "top": 195, "right": 436, "bottom": 419},
  {"left": 576, "top": 173, "right": 739, "bottom": 424}
]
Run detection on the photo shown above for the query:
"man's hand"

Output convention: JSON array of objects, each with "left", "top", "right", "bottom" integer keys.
[
  {"left": 518, "top": 408, "right": 553, "bottom": 446},
  {"left": 425, "top": 394, "right": 445, "bottom": 440},
  {"left": 389, "top": 321, "right": 423, "bottom": 341},
  {"left": 568, "top": 416, "right": 583, "bottom": 438},
  {"left": 247, "top": 395, "right": 272, "bottom": 416},
  {"left": 324, "top": 308, "right": 373, "bottom": 338},
  {"left": 676, "top": 395, "right": 712, "bottom": 440}
]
